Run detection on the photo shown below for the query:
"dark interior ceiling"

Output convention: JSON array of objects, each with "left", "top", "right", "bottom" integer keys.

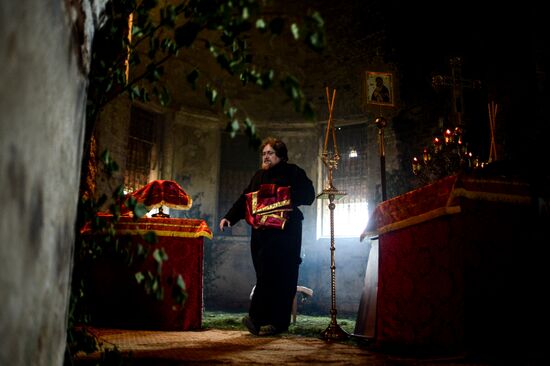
[{"left": 160, "top": 1, "right": 548, "bottom": 168}]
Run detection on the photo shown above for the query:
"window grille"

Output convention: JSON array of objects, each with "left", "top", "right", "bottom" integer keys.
[
  {"left": 319, "top": 123, "right": 369, "bottom": 237},
  {"left": 124, "top": 107, "right": 158, "bottom": 193}
]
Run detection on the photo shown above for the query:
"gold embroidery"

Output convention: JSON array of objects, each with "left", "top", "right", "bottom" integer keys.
[
  {"left": 247, "top": 186, "right": 292, "bottom": 230},
  {"left": 253, "top": 200, "right": 292, "bottom": 214}
]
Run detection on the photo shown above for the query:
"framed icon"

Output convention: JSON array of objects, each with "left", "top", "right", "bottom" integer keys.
[{"left": 366, "top": 71, "right": 394, "bottom": 106}]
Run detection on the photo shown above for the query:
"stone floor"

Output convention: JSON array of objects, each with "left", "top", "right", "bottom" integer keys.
[{"left": 72, "top": 327, "right": 541, "bottom": 365}]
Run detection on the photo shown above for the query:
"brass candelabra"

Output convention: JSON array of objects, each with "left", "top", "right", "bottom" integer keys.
[{"left": 318, "top": 87, "right": 348, "bottom": 341}]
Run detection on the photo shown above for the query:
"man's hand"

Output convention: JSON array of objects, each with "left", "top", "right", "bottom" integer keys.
[{"left": 219, "top": 218, "right": 231, "bottom": 231}]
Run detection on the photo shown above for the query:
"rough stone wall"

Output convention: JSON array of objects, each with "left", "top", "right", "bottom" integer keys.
[
  {"left": 0, "top": 0, "right": 107, "bottom": 365},
  {"left": 169, "top": 108, "right": 221, "bottom": 227},
  {"left": 94, "top": 95, "right": 132, "bottom": 197}
]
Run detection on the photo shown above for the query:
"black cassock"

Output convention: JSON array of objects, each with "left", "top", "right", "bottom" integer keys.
[{"left": 223, "top": 161, "right": 315, "bottom": 330}]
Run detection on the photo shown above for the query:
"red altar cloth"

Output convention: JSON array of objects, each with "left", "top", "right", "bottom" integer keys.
[
  {"left": 87, "top": 216, "right": 212, "bottom": 331},
  {"left": 355, "top": 173, "right": 539, "bottom": 353}
]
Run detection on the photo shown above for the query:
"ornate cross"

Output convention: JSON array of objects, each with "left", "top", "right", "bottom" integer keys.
[{"left": 432, "top": 57, "right": 482, "bottom": 127}]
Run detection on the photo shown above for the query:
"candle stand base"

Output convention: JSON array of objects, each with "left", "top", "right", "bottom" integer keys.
[{"left": 321, "top": 321, "right": 349, "bottom": 341}]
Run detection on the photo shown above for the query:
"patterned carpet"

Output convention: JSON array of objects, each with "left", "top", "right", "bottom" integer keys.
[{"left": 73, "top": 328, "right": 496, "bottom": 365}]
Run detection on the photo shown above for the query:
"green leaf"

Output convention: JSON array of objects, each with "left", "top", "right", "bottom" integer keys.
[
  {"left": 205, "top": 86, "right": 218, "bottom": 105},
  {"left": 260, "top": 69, "right": 274, "bottom": 89},
  {"left": 242, "top": 7, "right": 249, "bottom": 20},
  {"left": 176, "top": 274, "right": 186, "bottom": 290},
  {"left": 132, "top": 25, "right": 144, "bottom": 38},
  {"left": 306, "top": 32, "right": 325, "bottom": 51},
  {"left": 130, "top": 85, "right": 141, "bottom": 101},
  {"left": 157, "top": 86, "right": 171, "bottom": 106},
  {"left": 226, "top": 106, "right": 237, "bottom": 119},
  {"left": 310, "top": 11, "right": 325, "bottom": 27},
  {"left": 208, "top": 44, "right": 218, "bottom": 57},
  {"left": 230, "top": 119, "right": 240, "bottom": 132},
  {"left": 100, "top": 149, "right": 119, "bottom": 175},
  {"left": 229, "top": 57, "right": 244, "bottom": 72},
  {"left": 133, "top": 203, "right": 149, "bottom": 218},
  {"left": 136, "top": 243, "right": 145, "bottom": 257},
  {"left": 172, "top": 274, "right": 187, "bottom": 305},
  {"left": 244, "top": 117, "right": 257, "bottom": 139},
  {"left": 255, "top": 18, "right": 266, "bottom": 31},
  {"left": 135, "top": 272, "right": 145, "bottom": 284},
  {"left": 291, "top": 23, "right": 300, "bottom": 40},
  {"left": 304, "top": 11, "right": 326, "bottom": 52},
  {"left": 153, "top": 248, "right": 168, "bottom": 263},
  {"left": 280, "top": 75, "right": 305, "bottom": 112}
]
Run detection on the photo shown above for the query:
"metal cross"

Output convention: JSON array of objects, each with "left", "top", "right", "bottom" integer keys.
[{"left": 432, "top": 57, "right": 482, "bottom": 127}]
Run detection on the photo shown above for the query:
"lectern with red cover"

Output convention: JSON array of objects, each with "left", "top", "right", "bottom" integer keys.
[{"left": 355, "top": 173, "right": 545, "bottom": 354}]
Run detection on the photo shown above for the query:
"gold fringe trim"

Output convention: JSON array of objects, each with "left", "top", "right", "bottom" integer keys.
[
  {"left": 250, "top": 191, "right": 291, "bottom": 214},
  {"left": 145, "top": 199, "right": 193, "bottom": 211},
  {"left": 366, "top": 206, "right": 461, "bottom": 237},
  {"left": 116, "top": 229, "right": 212, "bottom": 240},
  {"left": 449, "top": 188, "right": 531, "bottom": 205}
]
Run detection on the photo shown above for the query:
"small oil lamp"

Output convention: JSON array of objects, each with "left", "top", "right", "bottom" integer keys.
[{"left": 412, "top": 157, "right": 420, "bottom": 175}]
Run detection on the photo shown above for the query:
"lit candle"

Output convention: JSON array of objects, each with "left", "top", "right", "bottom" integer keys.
[
  {"left": 444, "top": 129, "right": 452, "bottom": 144},
  {"left": 412, "top": 157, "right": 420, "bottom": 174},
  {"left": 454, "top": 126, "right": 462, "bottom": 138},
  {"left": 433, "top": 137, "right": 442, "bottom": 152}
]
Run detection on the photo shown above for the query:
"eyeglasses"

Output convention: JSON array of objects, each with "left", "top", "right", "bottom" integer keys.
[{"left": 262, "top": 150, "right": 276, "bottom": 157}]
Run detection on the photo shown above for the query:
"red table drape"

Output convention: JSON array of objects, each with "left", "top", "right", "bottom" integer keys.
[
  {"left": 87, "top": 216, "right": 212, "bottom": 331},
  {"left": 355, "top": 173, "right": 538, "bottom": 352}
]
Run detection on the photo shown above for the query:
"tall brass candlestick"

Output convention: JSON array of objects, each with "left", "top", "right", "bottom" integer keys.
[
  {"left": 374, "top": 115, "right": 387, "bottom": 201},
  {"left": 318, "top": 87, "right": 348, "bottom": 341},
  {"left": 488, "top": 101, "right": 498, "bottom": 162}
]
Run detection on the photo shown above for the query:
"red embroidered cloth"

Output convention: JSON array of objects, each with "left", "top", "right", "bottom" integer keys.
[
  {"left": 245, "top": 184, "right": 292, "bottom": 229},
  {"left": 114, "top": 216, "right": 212, "bottom": 239},
  {"left": 356, "top": 174, "right": 534, "bottom": 351},
  {"left": 131, "top": 180, "right": 193, "bottom": 210},
  {"left": 362, "top": 173, "right": 531, "bottom": 238}
]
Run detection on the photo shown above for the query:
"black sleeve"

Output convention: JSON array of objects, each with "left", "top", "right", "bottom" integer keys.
[
  {"left": 223, "top": 170, "right": 260, "bottom": 226},
  {"left": 291, "top": 166, "right": 315, "bottom": 207}
]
